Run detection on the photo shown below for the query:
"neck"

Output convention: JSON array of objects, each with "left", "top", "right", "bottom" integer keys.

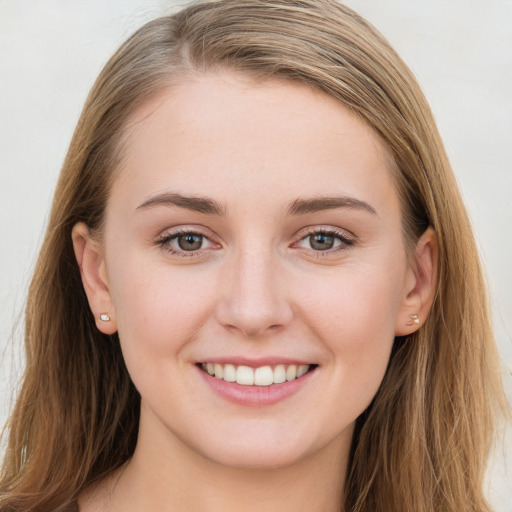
[{"left": 82, "top": 405, "right": 351, "bottom": 512}]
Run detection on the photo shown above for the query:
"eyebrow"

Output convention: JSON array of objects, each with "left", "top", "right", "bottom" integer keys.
[
  {"left": 286, "top": 196, "right": 377, "bottom": 216},
  {"left": 136, "top": 192, "right": 377, "bottom": 217},
  {"left": 137, "top": 193, "right": 226, "bottom": 215}
]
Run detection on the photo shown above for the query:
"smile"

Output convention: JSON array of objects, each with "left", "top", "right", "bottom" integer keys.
[{"left": 200, "top": 363, "right": 315, "bottom": 386}]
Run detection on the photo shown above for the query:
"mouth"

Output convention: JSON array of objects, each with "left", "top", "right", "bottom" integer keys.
[{"left": 198, "top": 362, "right": 318, "bottom": 386}]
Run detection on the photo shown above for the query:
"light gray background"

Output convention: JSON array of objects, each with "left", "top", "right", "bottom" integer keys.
[{"left": 1, "top": 0, "right": 510, "bottom": 509}]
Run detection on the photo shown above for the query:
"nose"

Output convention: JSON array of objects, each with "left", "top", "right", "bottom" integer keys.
[{"left": 214, "top": 246, "right": 293, "bottom": 338}]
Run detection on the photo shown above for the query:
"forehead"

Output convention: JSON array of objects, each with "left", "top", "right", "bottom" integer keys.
[{"left": 112, "top": 71, "right": 399, "bottom": 216}]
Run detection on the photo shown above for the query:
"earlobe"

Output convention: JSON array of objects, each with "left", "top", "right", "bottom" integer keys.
[
  {"left": 72, "top": 222, "right": 117, "bottom": 335},
  {"left": 395, "top": 227, "right": 438, "bottom": 336}
]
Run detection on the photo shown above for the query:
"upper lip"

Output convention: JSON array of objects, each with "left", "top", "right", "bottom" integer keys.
[{"left": 196, "top": 356, "right": 317, "bottom": 368}]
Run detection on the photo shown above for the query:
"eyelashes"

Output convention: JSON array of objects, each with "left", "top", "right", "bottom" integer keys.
[{"left": 156, "top": 226, "right": 355, "bottom": 258}]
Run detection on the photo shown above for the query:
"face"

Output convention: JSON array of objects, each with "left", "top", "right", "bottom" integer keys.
[{"left": 80, "top": 72, "right": 425, "bottom": 470}]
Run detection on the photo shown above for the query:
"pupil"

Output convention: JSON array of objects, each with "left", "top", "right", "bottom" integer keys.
[
  {"left": 178, "top": 234, "right": 202, "bottom": 251},
  {"left": 310, "top": 233, "right": 334, "bottom": 250}
]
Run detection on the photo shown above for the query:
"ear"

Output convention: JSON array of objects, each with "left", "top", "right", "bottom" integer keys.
[
  {"left": 395, "top": 227, "right": 438, "bottom": 336},
  {"left": 72, "top": 222, "right": 117, "bottom": 335}
]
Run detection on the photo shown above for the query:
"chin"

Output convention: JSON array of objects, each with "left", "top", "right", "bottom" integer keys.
[
  {"left": 200, "top": 441, "right": 311, "bottom": 470},
  {"left": 181, "top": 419, "right": 351, "bottom": 471}
]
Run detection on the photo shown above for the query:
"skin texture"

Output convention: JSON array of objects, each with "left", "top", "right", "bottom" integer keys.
[{"left": 73, "top": 72, "right": 436, "bottom": 512}]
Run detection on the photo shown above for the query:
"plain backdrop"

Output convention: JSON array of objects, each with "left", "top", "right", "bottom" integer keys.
[{"left": 1, "top": 1, "right": 511, "bottom": 509}]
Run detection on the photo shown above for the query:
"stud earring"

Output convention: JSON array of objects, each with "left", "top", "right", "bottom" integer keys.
[
  {"left": 406, "top": 314, "right": 420, "bottom": 326},
  {"left": 99, "top": 313, "right": 111, "bottom": 322}
]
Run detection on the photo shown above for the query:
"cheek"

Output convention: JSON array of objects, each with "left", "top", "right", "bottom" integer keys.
[
  {"left": 107, "top": 250, "right": 216, "bottom": 361},
  {"left": 300, "top": 261, "right": 404, "bottom": 339},
  {"left": 296, "top": 261, "right": 406, "bottom": 394},
  {"left": 107, "top": 261, "right": 220, "bottom": 410}
]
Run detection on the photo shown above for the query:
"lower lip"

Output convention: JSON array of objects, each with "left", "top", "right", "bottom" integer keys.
[{"left": 197, "top": 366, "right": 317, "bottom": 406}]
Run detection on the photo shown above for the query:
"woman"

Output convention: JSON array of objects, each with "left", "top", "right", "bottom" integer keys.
[{"left": 0, "top": 1, "right": 507, "bottom": 511}]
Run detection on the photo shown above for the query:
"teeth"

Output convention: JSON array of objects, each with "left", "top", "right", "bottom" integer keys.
[
  {"left": 223, "top": 363, "right": 236, "bottom": 382},
  {"left": 286, "top": 365, "right": 297, "bottom": 381},
  {"left": 201, "top": 363, "right": 313, "bottom": 386},
  {"left": 297, "top": 364, "right": 309, "bottom": 378},
  {"left": 254, "top": 366, "right": 274, "bottom": 386},
  {"left": 214, "top": 363, "right": 224, "bottom": 379},
  {"left": 236, "top": 365, "right": 254, "bottom": 385},
  {"left": 273, "top": 364, "right": 286, "bottom": 384}
]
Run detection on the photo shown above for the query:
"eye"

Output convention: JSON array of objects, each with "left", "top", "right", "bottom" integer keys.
[
  {"left": 295, "top": 229, "right": 354, "bottom": 252},
  {"left": 175, "top": 233, "right": 205, "bottom": 251},
  {"left": 305, "top": 232, "right": 339, "bottom": 251},
  {"left": 157, "top": 229, "right": 217, "bottom": 256}
]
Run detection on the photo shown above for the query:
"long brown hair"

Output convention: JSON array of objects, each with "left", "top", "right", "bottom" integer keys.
[{"left": 0, "top": 1, "right": 506, "bottom": 510}]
